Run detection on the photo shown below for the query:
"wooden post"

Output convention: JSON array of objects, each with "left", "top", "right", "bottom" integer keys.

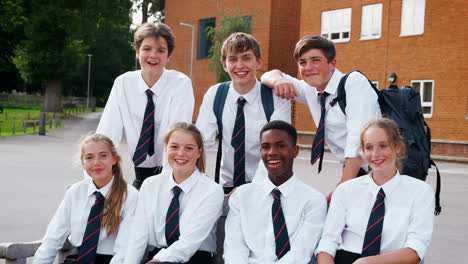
[
  {"left": 39, "top": 112, "right": 46, "bottom": 135},
  {"left": 23, "top": 122, "right": 26, "bottom": 133},
  {"left": 12, "top": 122, "right": 15, "bottom": 135},
  {"left": 49, "top": 118, "right": 52, "bottom": 129},
  {"left": 27, "top": 112, "right": 31, "bottom": 120}
]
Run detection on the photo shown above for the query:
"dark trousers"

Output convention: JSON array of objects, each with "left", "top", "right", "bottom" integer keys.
[
  {"left": 334, "top": 250, "right": 361, "bottom": 264},
  {"left": 62, "top": 253, "right": 113, "bottom": 264},
  {"left": 133, "top": 166, "right": 163, "bottom": 190},
  {"left": 146, "top": 247, "right": 214, "bottom": 264}
]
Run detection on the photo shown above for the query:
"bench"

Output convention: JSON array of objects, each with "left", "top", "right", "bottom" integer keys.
[{"left": 0, "top": 199, "right": 229, "bottom": 264}]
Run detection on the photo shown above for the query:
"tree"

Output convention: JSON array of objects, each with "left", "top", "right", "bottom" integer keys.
[
  {"left": 207, "top": 14, "right": 252, "bottom": 83},
  {"left": 135, "top": 0, "right": 164, "bottom": 23},
  {"left": 13, "top": 0, "right": 87, "bottom": 111},
  {"left": 0, "top": 0, "right": 29, "bottom": 92}
]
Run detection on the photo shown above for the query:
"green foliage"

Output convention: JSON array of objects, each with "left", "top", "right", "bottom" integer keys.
[{"left": 207, "top": 13, "right": 252, "bottom": 83}]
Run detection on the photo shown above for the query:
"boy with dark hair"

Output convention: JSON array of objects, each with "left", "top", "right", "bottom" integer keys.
[
  {"left": 261, "top": 35, "right": 381, "bottom": 202},
  {"left": 224, "top": 120, "right": 327, "bottom": 263},
  {"left": 196, "top": 32, "right": 291, "bottom": 193},
  {"left": 97, "top": 22, "right": 194, "bottom": 189}
]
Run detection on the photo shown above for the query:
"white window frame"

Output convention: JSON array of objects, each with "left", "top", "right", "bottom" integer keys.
[
  {"left": 371, "top": 81, "right": 379, "bottom": 89},
  {"left": 400, "top": 0, "right": 426, "bottom": 36},
  {"left": 361, "top": 3, "right": 383, "bottom": 40},
  {"left": 411, "top": 80, "right": 434, "bottom": 118},
  {"left": 321, "top": 8, "right": 352, "bottom": 43}
]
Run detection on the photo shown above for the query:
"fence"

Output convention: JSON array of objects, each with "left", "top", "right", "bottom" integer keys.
[{"left": 0, "top": 94, "right": 96, "bottom": 109}]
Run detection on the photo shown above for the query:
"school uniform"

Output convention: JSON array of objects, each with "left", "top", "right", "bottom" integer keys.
[
  {"left": 196, "top": 79, "right": 291, "bottom": 189},
  {"left": 316, "top": 172, "right": 434, "bottom": 263},
  {"left": 33, "top": 177, "right": 138, "bottom": 264},
  {"left": 124, "top": 168, "right": 224, "bottom": 264},
  {"left": 97, "top": 69, "right": 194, "bottom": 188},
  {"left": 224, "top": 173, "right": 327, "bottom": 264},
  {"left": 283, "top": 70, "right": 381, "bottom": 171}
]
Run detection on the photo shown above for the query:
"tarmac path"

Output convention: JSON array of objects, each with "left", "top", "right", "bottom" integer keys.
[{"left": 1, "top": 112, "right": 467, "bottom": 263}]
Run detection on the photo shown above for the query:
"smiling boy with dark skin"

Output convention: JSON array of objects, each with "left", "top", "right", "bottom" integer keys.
[{"left": 224, "top": 120, "right": 327, "bottom": 264}]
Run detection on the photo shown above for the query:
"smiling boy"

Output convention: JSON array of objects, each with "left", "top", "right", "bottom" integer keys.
[
  {"left": 97, "top": 23, "right": 194, "bottom": 189},
  {"left": 196, "top": 32, "right": 291, "bottom": 193},
  {"left": 261, "top": 35, "right": 381, "bottom": 202},
  {"left": 224, "top": 120, "right": 327, "bottom": 263}
]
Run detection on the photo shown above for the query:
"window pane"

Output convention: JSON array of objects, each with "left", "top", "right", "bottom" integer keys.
[
  {"left": 197, "top": 18, "right": 216, "bottom": 59},
  {"left": 412, "top": 82, "right": 421, "bottom": 93},
  {"left": 321, "top": 8, "right": 351, "bottom": 42},
  {"left": 331, "top": 32, "right": 340, "bottom": 39},
  {"left": 343, "top": 32, "right": 349, "bottom": 38},
  {"left": 423, "top": 82, "right": 433, "bottom": 102},
  {"left": 401, "top": 0, "right": 425, "bottom": 35},
  {"left": 422, "top": 106, "right": 431, "bottom": 114}
]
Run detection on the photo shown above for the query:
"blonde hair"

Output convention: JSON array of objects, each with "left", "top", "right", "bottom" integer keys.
[
  {"left": 221, "top": 32, "right": 261, "bottom": 62},
  {"left": 360, "top": 118, "right": 406, "bottom": 171},
  {"left": 164, "top": 122, "right": 206, "bottom": 173},
  {"left": 80, "top": 133, "right": 127, "bottom": 235}
]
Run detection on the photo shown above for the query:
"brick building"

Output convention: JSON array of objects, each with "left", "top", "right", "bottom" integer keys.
[{"left": 164, "top": 0, "right": 467, "bottom": 159}]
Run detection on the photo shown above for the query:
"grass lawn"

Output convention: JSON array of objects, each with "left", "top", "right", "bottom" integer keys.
[{"left": 0, "top": 107, "right": 101, "bottom": 138}]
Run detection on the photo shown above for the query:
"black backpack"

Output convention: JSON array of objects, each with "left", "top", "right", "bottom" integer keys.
[
  {"left": 212, "top": 81, "right": 274, "bottom": 184},
  {"left": 330, "top": 71, "right": 441, "bottom": 215}
]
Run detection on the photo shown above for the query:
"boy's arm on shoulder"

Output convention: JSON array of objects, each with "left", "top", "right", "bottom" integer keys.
[
  {"left": 261, "top": 70, "right": 299, "bottom": 100},
  {"left": 223, "top": 189, "right": 250, "bottom": 264}
]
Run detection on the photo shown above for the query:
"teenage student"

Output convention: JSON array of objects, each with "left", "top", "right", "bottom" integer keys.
[
  {"left": 97, "top": 22, "right": 194, "bottom": 189},
  {"left": 33, "top": 134, "right": 138, "bottom": 264},
  {"left": 316, "top": 118, "right": 434, "bottom": 264},
  {"left": 224, "top": 120, "right": 327, "bottom": 263},
  {"left": 196, "top": 32, "right": 291, "bottom": 194},
  {"left": 261, "top": 35, "right": 381, "bottom": 203},
  {"left": 124, "top": 122, "right": 224, "bottom": 264}
]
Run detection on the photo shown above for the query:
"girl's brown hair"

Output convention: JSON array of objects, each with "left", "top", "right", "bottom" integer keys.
[
  {"left": 360, "top": 118, "right": 406, "bottom": 171},
  {"left": 164, "top": 122, "right": 206, "bottom": 173},
  {"left": 80, "top": 133, "right": 127, "bottom": 235}
]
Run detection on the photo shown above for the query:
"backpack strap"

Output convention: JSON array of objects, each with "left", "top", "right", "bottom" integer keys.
[
  {"left": 329, "top": 70, "right": 380, "bottom": 115},
  {"left": 213, "top": 81, "right": 231, "bottom": 184},
  {"left": 425, "top": 121, "right": 442, "bottom": 215},
  {"left": 260, "top": 83, "right": 274, "bottom": 122}
]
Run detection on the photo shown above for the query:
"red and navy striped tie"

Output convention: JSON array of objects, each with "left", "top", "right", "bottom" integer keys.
[
  {"left": 361, "top": 188, "right": 386, "bottom": 257},
  {"left": 76, "top": 191, "right": 105, "bottom": 264},
  {"left": 310, "top": 92, "right": 329, "bottom": 173},
  {"left": 231, "top": 97, "right": 246, "bottom": 187},
  {"left": 165, "top": 186, "right": 182, "bottom": 246},
  {"left": 272, "top": 189, "right": 290, "bottom": 260},
  {"left": 133, "top": 89, "right": 155, "bottom": 166}
]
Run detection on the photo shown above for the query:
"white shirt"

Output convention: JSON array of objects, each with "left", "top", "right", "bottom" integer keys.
[
  {"left": 224, "top": 174, "right": 327, "bottom": 264},
  {"left": 196, "top": 80, "right": 291, "bottom": 186},
  {"left": 316, "top": 172, "right": 434, "bottom": 260},
  {"left": 284, "top": 70, "right": 381, "bottom": 166},
  {"left": 97, "top": 69, "right": 194, "bottom": 168},
  {"left": 33, "top": 177, "right": 138, "bottom": 264},
  {"left": 124, "top": 168, "right": 224, "bottom": 263}
]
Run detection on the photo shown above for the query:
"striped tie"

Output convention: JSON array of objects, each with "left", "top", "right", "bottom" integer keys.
[
  {"left": 310, "top": 92, "right": 329, "bottom": 173},
  {"left": 231, "top": 97, "right": 246, "bottom": 187},
  {"left": 361, "top": 188, "right": 386, "bottom": 257},
  {"left": 165, "top": 186, "right": 182, "bottom": 246},
  {"left": 76, "top": 191, "right": 105, "bottom": 264},
  {"left": 272, "top": 189, "right": 290, "bottom": 260},
  {"left": 133, "top": 89, "right": 155, "bottom": 166}
]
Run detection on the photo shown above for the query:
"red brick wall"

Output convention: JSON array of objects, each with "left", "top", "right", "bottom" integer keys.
[{"left": 297, "top": 0, "right": 468, "bottom": 141}]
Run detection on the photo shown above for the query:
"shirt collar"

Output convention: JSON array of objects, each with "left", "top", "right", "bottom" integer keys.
[
  {"left": 314, "top": 69, "right": 343, "bottom": 97},
  {"left": 366, "top": 170, "right": 401, "bottom": 198},
  {"left": 260, "top": 173, "right": 298, "bottom": 198},
  {"left": 86, "top": 176, "right": 114, "bottom": 198},
  {"left": 167, "top": 168, "right": 202, "bottom": 194},
  {"left": 137, "top": 68, "right": 168, "bottom": 97},
  {"left": 229, "top": 79, "right": 260, "bottom": 105}
]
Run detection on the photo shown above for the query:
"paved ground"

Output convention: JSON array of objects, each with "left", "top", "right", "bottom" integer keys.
[{"left": 1, "top": 112, "right": 467, "bottom": 263}]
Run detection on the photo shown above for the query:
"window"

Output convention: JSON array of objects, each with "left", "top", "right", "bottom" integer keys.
[
  {"left": 401, "top": 0, "right": 426, "bottom": 36},
  {"left": 197, "top": 18, "right": 216, "bottom": 59},
  {"left": 411, "top": 80, "right": 434, "bottom": 118},
  {"left": 321, "top": 8, "right": 351, "bottom": 43},
  {"left": 361, "top": 4, "right": 383, "bottom": 40},
  {"left": 371, "top": 81, "right": 379, "bottom": 89}
]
